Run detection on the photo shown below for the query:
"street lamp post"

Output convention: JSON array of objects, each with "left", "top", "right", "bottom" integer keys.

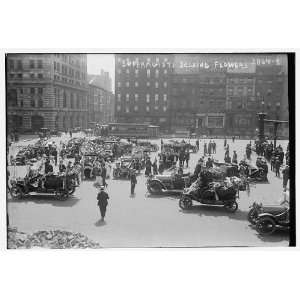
[
  {"left": 273, "top": 102, "right": 281, "bottom": 149},
  {"left": 257, "top": 100, "right": 266, "bottom": 143},
  {"left": 257, "top": 100, "right": 288, "bottom": 148}
]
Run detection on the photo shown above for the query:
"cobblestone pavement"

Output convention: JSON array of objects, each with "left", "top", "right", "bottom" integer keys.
[{"left": 7, "top": 136, "right": 289, "bottom": 247}]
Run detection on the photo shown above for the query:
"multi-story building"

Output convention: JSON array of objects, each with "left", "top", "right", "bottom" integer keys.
[
  {"left": 115, "top": 54, "right": 173, "bottom": 130},
  {"left": 88, "top": 70, "right": 112, "bottom": 92},
  {"left": 6, "top": 53, "right": 88, "bottom": 132},
  {"left": 115, "top": 53, "right": 289, "bottom": 137},
  {"left": 88, "top": 75, "right": 115, "bottom": 124}
]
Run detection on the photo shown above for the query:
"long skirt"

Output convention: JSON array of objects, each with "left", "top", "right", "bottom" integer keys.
[{"left": 95, "top": 176, "right": 103, "bottom": 186}]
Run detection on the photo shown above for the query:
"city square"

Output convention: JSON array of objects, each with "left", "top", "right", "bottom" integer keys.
[{"left": 7, "top": 133, "right": 290, "bottom": 247}]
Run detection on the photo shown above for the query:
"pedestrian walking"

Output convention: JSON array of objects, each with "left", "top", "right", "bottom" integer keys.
[
  {"left": 179, "top": 150, "right": 185, "bottom": 168},
  {"left": 152, "top": 158, "right": 158, "bottom": 175},
  {"left": 204, "top": 142, "right": 207, "bottom": 156},
  {"left": 185, "top": 150, "right": 190, "bottom": 168},
  {"left": 232, "top": 150, "right": 238, "bottom": 164},
  {"left": 208, "top": 141, "right": 212, "bottom": 155},
  {"left": 130, "top": 170, "right": 137, "bottom": 195},
  {"left": 270, "top": 155, "right": 275, "bottom": 171},
  {"left": 53, "top": 147, "right": 58, "bottom": 166},
  {"left": 275, "top": 158, "right": 281, "bottom": 177},
  {"left": 196, "top": 139, "right": 199, "bottom": 151},
  {"left": 145, "top": 157, "right": 152, "bottom": 176},
  {"left": 101, "top": 162, "right": 107, "bottom": 187},
  {"left": 224, "top": 137, "right": 227, "bottom": 148},
  {"left": 97, "top": 186, "right": 109, "bottom": 221},
  {"left": 282, "top": 165, "right": 290, "bottom": 190}
]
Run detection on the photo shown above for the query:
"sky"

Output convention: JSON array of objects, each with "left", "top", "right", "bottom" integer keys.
[{"left": 87, "top": 54, "right": 115, "bottom": 90}]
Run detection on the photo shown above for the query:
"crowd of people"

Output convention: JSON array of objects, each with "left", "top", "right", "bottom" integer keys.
[{"left": 8, "top": 131, "right": 291, "bottom": 222}]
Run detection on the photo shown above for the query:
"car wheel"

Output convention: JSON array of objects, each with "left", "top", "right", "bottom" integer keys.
[
  {"left": 10, "top": 186, "right": 23, "bottom": 199},
  {"left": 179, "top": 196, "right": 193, "bottom": 210},
  {"left": 55, "top": 190, "right": 68, "bottom": 201},
  {"left": 247, "top": 208, "right": 258, "bottom": 225},
  {"left": 147, "top": 182, "right": 162, "bottom": 194},
  {"left": 113, "top": 169, "right": 120, "bottom": 179},
  {"left": 224, "top": 200, "right": 238, "bottom": 213},
  {"left": 256, "top": 216, "right": 276, "bottom": 235}
]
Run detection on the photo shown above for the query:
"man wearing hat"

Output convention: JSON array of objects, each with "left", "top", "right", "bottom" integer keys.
[
  {"left": 130, "top": 169, "right": 137, "bottom": 195},
  {"left": 97, "top": 186, "right": 109, "bottom": 221}
]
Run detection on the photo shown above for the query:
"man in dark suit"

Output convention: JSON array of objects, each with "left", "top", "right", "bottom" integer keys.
[{"left": 97, "top": 186, "right": 109, "bottom": 221}]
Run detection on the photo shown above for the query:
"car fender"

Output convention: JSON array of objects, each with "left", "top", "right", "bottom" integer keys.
[
  {"left": 257, "top": 213, "right": 276, "bottom": 220},
  {"left": 148, "top": 179, "right": 166, "bottom": 190}
]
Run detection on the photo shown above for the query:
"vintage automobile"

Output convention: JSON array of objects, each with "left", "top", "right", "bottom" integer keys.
[
  {"left": 112, "top": 157, "right": 133, "bottom": 179},
  {"left": 255, "top": 206, "right": 289, "bottom": 235},
  {"left": 147, "top": 168, "right": 192, "bottom": 194},
  {"left": 248, "top": 193, "right": 290, "bottom": 227},
  {"left": 50, "top": 129, "right": 62, "bottom": 137},
  {"left": 10, "top": 171, "right": 77, "bottom": 201},
  {"left": 38, "top": 127, "right": 51, "bottom": 139},
  {"left": 239, "top": 160, "right": 268, "bottom": 182},
  {"left": 137, "top": 141, "right": 159, "bottom": 152},
  {"left": 82, "top": 155, "right": 97, "bottom": 180},
  {"left": 179, "top": 181, "right": 238, "bottom": 212}
]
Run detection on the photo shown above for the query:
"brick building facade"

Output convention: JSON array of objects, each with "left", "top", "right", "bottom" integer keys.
[
  {"left": 115, "top": 54, "right": 173, "bottom": 130},
  {"left": 6, "top": 54, "right": 88, "bottom": 132},
  {"left": 114, "top": 54, "right": 289, "bottom": 137}
]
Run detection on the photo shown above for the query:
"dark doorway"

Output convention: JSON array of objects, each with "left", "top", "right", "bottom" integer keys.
[
  {"left": 31, "top": 115, "right": 44, "bottom": 131},
  {"left": 9, "top": 115, "right": 23, "bottom": 132}
]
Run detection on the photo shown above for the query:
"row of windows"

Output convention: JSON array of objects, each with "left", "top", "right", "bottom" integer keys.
[
  {"left": 8, "top": 73, "right": 44, "bottom": 79},
  {"left": 227, "top": 78, "right": 254, "bottom": 84},
  {"left": 54, "top": 75, "right": 85, "bottom": 87},
  {"left": 117, "top": 93, "right": 168, "bottom": 102},
  {"left": 8, "top": 59, "right": 43, "bottom": 70},
  {"left": 55, "top": 62, "right": 86, "bottom": 79},
  {"left": 9, "top": 88, "right": 43, "bottom": 95},
  {"left": 117, "top": 81, "right": 168, "bottom": 88},
  {"left": 173, "top": 77, "right": 226, "bottom": 85},
  {"left": 54, "top": 54, "right": 86, "bottom": 68},
  {"left": 172, "top": 87, "right": 225, "bottom": 95},
  {"left": 117, "top": 57, "right": 170, "bottom": 64},
  {"left": 117, "top": 68, "right": 168, "bottom": 76},
  {"left": 116, "top": 105, "right": 168, "bottom": 113}
]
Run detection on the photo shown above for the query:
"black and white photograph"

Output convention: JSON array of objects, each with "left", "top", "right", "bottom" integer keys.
[{"left": 5, "top": 52, "right": 294, "bottom": 248}]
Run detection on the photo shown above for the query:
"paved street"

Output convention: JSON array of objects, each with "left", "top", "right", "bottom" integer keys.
[{"left": 7, "top": 136, "right": 289, "bottom": 247}]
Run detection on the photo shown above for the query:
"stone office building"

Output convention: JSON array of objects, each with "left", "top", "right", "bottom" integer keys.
[
  {"left": 88, "top": 75, "right": 115, "bottom": 125},
  {"left": 6, "top": 53, "right": 88, "bottom": 132}
]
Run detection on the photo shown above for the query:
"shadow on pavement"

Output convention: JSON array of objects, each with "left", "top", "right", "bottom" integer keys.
[
  {"left": 146, "top": 192, "right": 181, "bottom": 199},
  {"left": 254, "top": 229, "right": 289, "bottom": 243},
  {"left": 94, "top": 219, "right": 107, "bottom": 227},
  {"left": 8, "top": 194, "right": 80, "bottom": 207},
  {"left": 179, "top": 204, "right": 249, "bottom": 221}
]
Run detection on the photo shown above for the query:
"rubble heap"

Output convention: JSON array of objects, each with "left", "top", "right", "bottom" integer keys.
[{"left": 7, "top": 227, "right": 101, "bottom": 249}]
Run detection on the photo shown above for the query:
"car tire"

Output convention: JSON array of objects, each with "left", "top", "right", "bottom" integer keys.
[
  {"left": 147, "top": 182, "right": 162, "bottom": 194},
  {"left": 179, "top": 196, "right": 193, "bottom": 210},
  {"left": 224, "top": 200, "right": 238, "bottom": 213},
  {"left": 256, "top": 216, "right": 276, "bottom": 235},
  {"left": 10, "top": 186, "right": 23, "bottom": 199},
  {"left": 247, "top": 208, "right": 258, "bottom": 225}
]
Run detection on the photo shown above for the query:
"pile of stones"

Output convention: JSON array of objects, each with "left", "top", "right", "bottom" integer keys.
[{"left": 7, "top": 227, "right": 101, "bottom": 249}]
